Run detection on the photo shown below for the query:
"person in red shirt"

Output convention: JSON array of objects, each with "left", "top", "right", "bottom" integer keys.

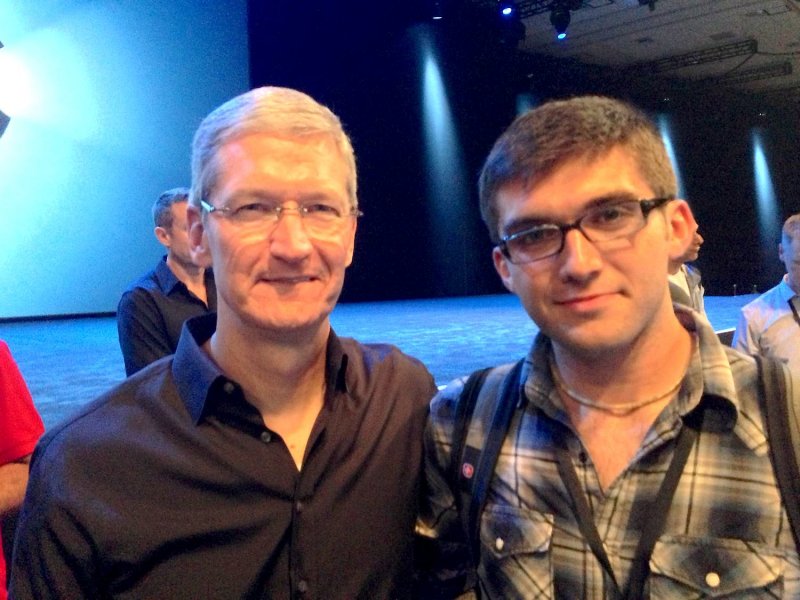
[{"left": 0, "top": 341, "right": 44, "bottom": 600}]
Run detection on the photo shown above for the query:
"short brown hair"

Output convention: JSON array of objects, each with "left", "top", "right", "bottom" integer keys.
[{"left": 478, "top": 96, "right": 677, "bottom": 242}]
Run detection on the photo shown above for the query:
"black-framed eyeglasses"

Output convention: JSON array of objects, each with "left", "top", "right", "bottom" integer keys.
[
  {"left": 199, "top": 199, "right": 362, "bottom": 237},
  {"left": 497, "top": 197, "right": 673, "bottom": 264}
]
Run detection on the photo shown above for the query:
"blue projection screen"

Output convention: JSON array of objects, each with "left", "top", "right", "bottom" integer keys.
[{"left": 0, "top": 1, "right": 248, "bottom": 318}]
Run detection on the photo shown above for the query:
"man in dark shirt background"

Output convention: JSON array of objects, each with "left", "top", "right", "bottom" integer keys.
[
  {"left": 10, "top": 87, "right": 437, "bottom": 599},
  {"left": 117, "top": 187, "right": 217, "bottom": 376}
]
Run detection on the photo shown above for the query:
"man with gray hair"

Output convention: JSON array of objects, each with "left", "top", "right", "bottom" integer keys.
[
  {"left": 417, "top": 96, "right": 799, "bottom": 597},
  {"left": 11, "top": 87, "right": 436, "bottom": 599},
  {"left": 734, "top": 213, "right": 800, "bottom": 371},
  {"left": 117, "top": 187, "right": 217, "bottom": 376}
]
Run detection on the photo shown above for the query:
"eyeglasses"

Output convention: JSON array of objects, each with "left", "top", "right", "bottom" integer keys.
[
  {"left": 497, "top": 197, "right": 673, "bottom": 264},
  {"left": 200, "top": 199, "right": 362, "bottom": 237}
]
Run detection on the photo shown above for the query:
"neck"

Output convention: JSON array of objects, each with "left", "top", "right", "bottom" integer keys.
[
  {"left": 207, "top": 313, "right": 330, "bottom": 416},
  {"left": 166, "top": 254, "right": 207, "bottom": 302},
  {"left": 551, "top": 312, "right": 692, "bottom": 415},
  {"left": 785, "top": 274, "right": 800, "bottom": 296}
]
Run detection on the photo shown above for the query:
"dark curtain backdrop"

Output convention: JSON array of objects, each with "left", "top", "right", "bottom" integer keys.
[{"left": 248, "top": 0, "right": 800, "bottom": 301}]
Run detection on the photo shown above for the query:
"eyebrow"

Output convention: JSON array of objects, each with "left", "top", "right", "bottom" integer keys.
[
  {"left": 501, "top": 192, "right": 642, "bottom": 235},
  {"left": 221, "top": 189, "right": 343, "bottom": 207}
]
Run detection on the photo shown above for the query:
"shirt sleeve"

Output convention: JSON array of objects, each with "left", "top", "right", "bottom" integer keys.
[
  {"left": 732, "top": 308, "right": 759, "bottom": 356},
  {"left": 415, "top": 383, "right": 478, "bottom": 598},
  {"left": 117, "top": 288, "right": 174, "bottom": 376},
  {"left": 8, "top": 439, "right": 101, "bottom": 599},
  {"left": 0, "top": 342, "right": 44, "bottom": 465}
]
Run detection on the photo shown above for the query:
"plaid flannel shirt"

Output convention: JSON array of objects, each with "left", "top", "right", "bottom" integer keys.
[{"left": 421, "top": 307, "right": 800, "bottom": 598}]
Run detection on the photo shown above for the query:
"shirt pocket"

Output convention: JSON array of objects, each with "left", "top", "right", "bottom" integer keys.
[
  {"left": 478, "top": 504, "right": 555, "bottom": 599},
  {"left": 649, "top": 534, "right": 785, "bottom": 598}
]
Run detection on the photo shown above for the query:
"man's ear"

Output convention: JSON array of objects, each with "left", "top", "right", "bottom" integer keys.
[
  {"left": 665, "top": 200, "right": 694, "bottom": 266},
  {"left": 779, "top": 242, "right": 785, "bottom": 263},
  {"left": 154, "top": 226, "right": 170, "bottom": 248},
  {"left": 187, "top": 204, "right": 212, "bottom": 268},
  {"left": 492, "top": 246, "right": 515, "bottom": 293}
]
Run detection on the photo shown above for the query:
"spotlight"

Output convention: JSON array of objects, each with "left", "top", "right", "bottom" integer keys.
[
  {"left": 550, "top": 5, "right": 571, "bottom": 40},
  {"left": 432, "top": 0, "right": 443, "bottom": 20},
  {"left": 500, "top": 1, "right": 515, "bottom": 17}
]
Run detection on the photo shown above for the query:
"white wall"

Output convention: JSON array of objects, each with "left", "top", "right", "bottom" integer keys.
[{"left": 0, "top": 0, "right": 249, "bottom": 318}]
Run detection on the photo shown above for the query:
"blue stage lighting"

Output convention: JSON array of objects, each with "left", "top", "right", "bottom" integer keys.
[
  {"left": 500, "top": 2, "right": 515, "bottom": 17},
  {"left": 550, "top": 5, "right": 571, "bottom": 39}
]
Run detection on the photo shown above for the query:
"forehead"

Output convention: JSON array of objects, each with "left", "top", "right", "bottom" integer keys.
[
  {"left": 495, "top": 146, "right": 652, "bottom": 227},
  {"left": 214, "top": 133, "right": 350, "bottom": 199}
]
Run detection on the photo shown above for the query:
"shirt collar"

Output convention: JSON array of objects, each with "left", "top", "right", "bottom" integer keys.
[
  {"left": 172, "top": 314, "right": 349, "bottom": 425},
  {"left": 154, "top": 255, "right": 184, "bottom": 295},
  {"left": 778, "top": 276, "right": 798, "bottom": 301}
]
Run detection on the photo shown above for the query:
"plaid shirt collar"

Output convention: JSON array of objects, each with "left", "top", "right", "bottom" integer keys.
[{"left": 523, "top": 305, "right": 765, "bottom": 452}]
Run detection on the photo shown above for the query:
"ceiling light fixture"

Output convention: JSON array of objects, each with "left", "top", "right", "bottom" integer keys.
[
  {"left": 550, "top": 4, "right": 569, "bottom": 39},
  {"left": 549, "top": 0, "right": 581, "bottom": 40},
  {"left": 500, "top": 1, "right": 516, "bottom": 17}
]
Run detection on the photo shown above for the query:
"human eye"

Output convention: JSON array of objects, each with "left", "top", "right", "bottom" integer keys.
[
  {"left": 304, "top": 203, "right": 343, "bottom": 220},
  {"left": 584, "top": 201, "right": 637, "bottom": 229},
  {"left": 232, "top": 202, "right": 276, "bottom": 221},
  {"left": 512, "top": 225, "right": 559, "bottom": 247}
]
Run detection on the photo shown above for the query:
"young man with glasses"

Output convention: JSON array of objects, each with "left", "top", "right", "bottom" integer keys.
[
  {"left": 418, "top": 96, "right": 800, "bottom": 598},
  {"left": 10, "top": 87, "right": 437, "bottom": 599}
]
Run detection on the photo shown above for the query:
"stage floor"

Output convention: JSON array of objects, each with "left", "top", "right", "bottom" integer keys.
[{"left": 1, "top": 293, "right": 755, "bottom": 429}]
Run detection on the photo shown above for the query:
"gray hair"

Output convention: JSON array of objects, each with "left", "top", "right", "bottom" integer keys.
[
  {"left": 190, "top": 87, "right": 357, "bottom": 211},
  {"left": 478, "top": 95, "right": 677, "bottom": 242},
  {"left": 152, "top": 187, "right": 190, "bottom": 229}
]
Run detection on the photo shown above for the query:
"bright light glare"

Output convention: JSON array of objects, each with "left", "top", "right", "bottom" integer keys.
[
  {"left": 753, "top": 130, "right": 780, "bottom": 250},
  {"left": 557, "top": 32, "right": 566, "bottom": 40},
  {"left": 0, "top": 49, "right": 37, "bottom": 118},
  {"left": 657, "top": 114, "right": 685, "bottom": 198},
  {"left": 502, "top": 7, "right": 513, "bottom": 16}
]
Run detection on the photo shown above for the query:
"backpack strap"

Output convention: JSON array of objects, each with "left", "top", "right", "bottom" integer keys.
[
  {"left": 451, "top": 359, "right": 525, "bottom": 562},
  {"left": 756, "top": 355, "right": 800, "bottom": 552}
]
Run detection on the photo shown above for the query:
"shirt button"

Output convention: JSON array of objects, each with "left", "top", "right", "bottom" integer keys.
[
  {"left": 295, "top": 501, "right": 304, "bottom": 513},
  {"left": 705, "top": 572, "right": 721, "bottom": 588},
  {"left": 495, "top": 537, "right": 504, "bottom": 551},
  {"left": 222, "top": 382, "right": 235, "bottom": 395},
  {"left": 259, "top": 431, "right": 272, "bottom": 443},
  {"left": 297, "top": 580, "right": 309, "bottom": 594}
]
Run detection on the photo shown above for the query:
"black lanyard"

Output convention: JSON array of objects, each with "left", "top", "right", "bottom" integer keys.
[{"left": 555, "top": 411, "right": 703, "bottom": 599}]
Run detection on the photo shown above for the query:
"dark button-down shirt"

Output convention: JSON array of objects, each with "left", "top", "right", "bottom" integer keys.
[
  {"left": 117, "top": 256, "right": 217, "bottom": 376},
  {"left": 10, "top": 314, "right": 436, "bottom": 599}
]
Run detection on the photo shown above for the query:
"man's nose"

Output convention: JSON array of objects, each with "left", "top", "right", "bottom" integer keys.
[
  {"left": 558, "top": 228, "right": 602, "bottom": 279},
  {"left": 268, "top": 209, "right": 313, "bottom": 259}
]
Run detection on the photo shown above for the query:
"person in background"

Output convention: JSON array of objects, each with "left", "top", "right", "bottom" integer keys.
[
  {"left": 733, "top": 212, "right": 800, "bottom": 371},
  {"left": 117, "top": 187, "right": 217, "bottom": 376},
  {"left": 418, "top": 96, "right": 800, "bottom": 598},
  {"left": 0, "top": 341, "right": 44, "bottom": 600},
  {"left": 10, "top": 87, "right": 436, "bottom": 599},
  {"left": 668, "top": 214, "right": 706, "bottom": 316}
]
